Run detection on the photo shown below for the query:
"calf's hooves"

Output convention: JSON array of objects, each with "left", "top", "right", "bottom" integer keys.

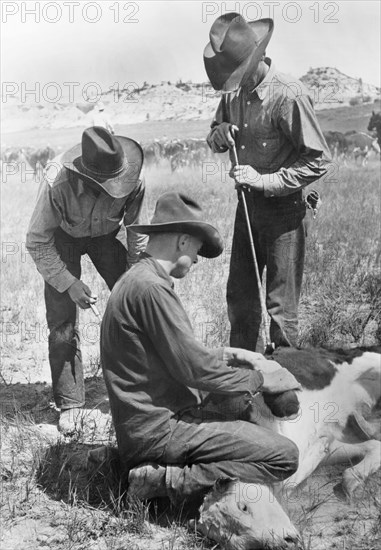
[
  {"left": 333, "top": 482, "right": 351, "bottom": 502},
  {"left": 347, "top": 411, "right": 381, "bottom": 441}
]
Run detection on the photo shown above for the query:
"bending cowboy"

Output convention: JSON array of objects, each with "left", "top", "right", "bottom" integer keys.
[{"left": 26, "top": 127, "right": 147, "bottom": 434}]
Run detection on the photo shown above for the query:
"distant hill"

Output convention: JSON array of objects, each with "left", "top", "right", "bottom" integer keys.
[
  {"left": 300, "top": 67, "right": 380, "bottom": 110},
  {"left": 1, "top": 68, "right": 380, "bottom": 134}
]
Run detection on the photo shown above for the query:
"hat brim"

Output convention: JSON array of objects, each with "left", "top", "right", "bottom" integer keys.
[
  {"left": 63, "top": 135, "right": 143, "bottom": 199},
  {"left": 128, "top": 221, "right": 224, "bottom": 259},
  {"left": 204, "top": 19, "right": 274, "bottom": 92}
]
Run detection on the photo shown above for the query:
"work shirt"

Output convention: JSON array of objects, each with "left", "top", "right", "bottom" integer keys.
[
  {"left": 101, "top": 253, "right": 264, "bottom": 464},
  {"left": 207, "top": 58, "right": 331, "bottom": 197},
  {"left": 26, "top": 156, "right": 147, "bottom": 293}
]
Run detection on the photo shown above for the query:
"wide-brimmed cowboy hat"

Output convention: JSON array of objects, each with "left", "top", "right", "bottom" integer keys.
[
  {"left": 63, "top": 126, "right": 143, "bottom": 199},
  {"left": 128, "top": 192, "right": 223, "bottom": 258},
  {"left": 204, "top": 12, "right": 274, "bottom": 91}
]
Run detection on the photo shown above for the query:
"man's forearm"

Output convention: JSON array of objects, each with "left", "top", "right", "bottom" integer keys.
[
  {"left": 261, "top": 153, "right": 331, "bottom": 198},
  {"left": 26, "top": 240, "right": 77, "bottom": 292},
  {"left": 207, "top": 99, "right": 229, "bottom": 153},
  {"left": 126, "top": 229, "right": 148, "bottom": 266}
]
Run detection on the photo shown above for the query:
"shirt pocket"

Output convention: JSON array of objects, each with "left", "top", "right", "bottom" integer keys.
[
  {"left": 253, "top": 133, "right": 281, "bottom": 170},
  {"left": 60, "top": 212, "right": 87, "bottom": 237},
  {"left": 254, "top": 133, "right": 280, "bottom": 153},
  {"left": 106, "top": 198, "right": 126, "bottom": 223}
]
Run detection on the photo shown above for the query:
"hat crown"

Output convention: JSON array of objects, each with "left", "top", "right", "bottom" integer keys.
[
  {"left": 151, "top": 192, "right": 203, "bottom": 225},
  {"left": 204, "top": 13, "right": 274, "bottom": 91},
  {"left": 210, "top": 13, "right": 257, "bottom": 63},
  {"left": 82, "top": 127, "right": 125, "bottom": 177}
]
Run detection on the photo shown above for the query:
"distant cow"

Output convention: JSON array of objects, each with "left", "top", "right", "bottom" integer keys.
[
  {"left": 368, "top": 110, "right": 381, "bottom": 150},
  {"left": 23, "top": 146, "right": 56, "bottom": 176},
  {"left": 196, "top": 346, "right": 381, "bottom": 550},
  {"left": 1, "top": 147, "right": 23, "bottom": 164},
  {"left": 0, "top": 147, "right": 24, "bottom": 177},
  {"left": 344, "top": 132, "right": 380, "bottom": 165},
  {"left": 323, "top": 130, "right": 348, "bottom": 159},
  {"left": 142, "top": 141, "right": 162, "bottom": 167}
]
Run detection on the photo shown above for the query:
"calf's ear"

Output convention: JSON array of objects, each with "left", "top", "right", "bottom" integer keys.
[{"left": 214, "top": 477, "right": 239, "bottom": 494}]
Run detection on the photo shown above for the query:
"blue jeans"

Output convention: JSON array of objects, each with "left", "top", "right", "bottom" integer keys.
[
  {"left": 45, "top": 228, "right": 127, "bottom": 409},
  {"left": 227, "top": 191, "right": 307, "bottom": 351},
  {"left": 157, "top": 402, "right": 298, "bottom": 503}
]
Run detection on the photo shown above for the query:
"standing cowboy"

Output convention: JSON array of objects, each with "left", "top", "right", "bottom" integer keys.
[
  {"left": 26, "top": 127, "right": 146, "bottom": 434},
  {"left": 204, "top": 13, "right": 331, "bottom": 351}
]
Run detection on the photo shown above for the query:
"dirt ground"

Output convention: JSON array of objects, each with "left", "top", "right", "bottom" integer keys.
[
  {"left": 1, "top": 358, "right": 380, "bottom": 550},
  {"left": 1, "top": 123, "right": 380, "bottom": 549}
]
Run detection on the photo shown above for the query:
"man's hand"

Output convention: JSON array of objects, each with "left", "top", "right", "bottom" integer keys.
[
  {"left": 223, "top": 347, "right": 263, "bottom": 369},
  {"left": 223, "top": 348, "right": 281, "bottom": 373},
  {"left": 223, "top": 347, "right": 300, "bottom": 393},
  {"left": 230, "top": 164, "right": 263, "bottom": 192},
  {"left": 260, "top": 368, "right": 301, "bottom": 394},
  {"left": 68, "top": 280, "right": 97, "bottom": 309},
  {"left": 211, "top": 123, "right": 239, "bottom": 150}
]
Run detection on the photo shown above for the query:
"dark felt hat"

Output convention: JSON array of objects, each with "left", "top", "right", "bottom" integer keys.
[
  {"left": 204, "top": 12, "right": 274, "bottom": 91},
  {"left": 63, "top": 127, "right": 143, "bottom": 198},
  {"left": 128, "top": 192, "right": 224, "bottom": 258}
]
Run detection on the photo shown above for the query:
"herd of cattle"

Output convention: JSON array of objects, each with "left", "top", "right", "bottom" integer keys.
[
  {"left": 0, "top": 145, "right": 56, "bottom": 176},
  {"left": 1, "top": 126, "right": 380, "bottom": 178},
  {"left": 0, "top": 138, "right": 215, "bottom": 176}
]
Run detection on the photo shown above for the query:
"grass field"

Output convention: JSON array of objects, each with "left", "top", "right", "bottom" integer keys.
[{"left": 1, "top": 129, "right": 380, "bottom": 549}]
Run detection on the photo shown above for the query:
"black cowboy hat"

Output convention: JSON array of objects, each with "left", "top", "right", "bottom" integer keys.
[
  {"left": 63, "top": 127, "right": 143, "bottom": 198},
  {"left": 204, "top": 12, "right": 274, "bottom": 92},
  {"left": 128, "top": 192, "right": 224, "bottom": 258}
]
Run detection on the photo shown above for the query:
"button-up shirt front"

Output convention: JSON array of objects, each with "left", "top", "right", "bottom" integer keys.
[
  {"left": 26, "top": 156, "right": 147, "bottom": 292},
  {"left": 101, "top": 254, "right": 264, "bottom": 464},
  {"left": 207, "top": 59, "right": 331, "bottom": 197}
]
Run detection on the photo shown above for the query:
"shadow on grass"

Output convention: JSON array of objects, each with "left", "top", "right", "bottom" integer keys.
[
  {"left": 0, "top": 375, "right": 109, "bottom": 425},
  {"left": 36, "top": 439, "right": 202, "bottom": 535}
]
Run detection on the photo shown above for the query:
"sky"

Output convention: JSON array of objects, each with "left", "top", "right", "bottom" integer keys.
[{"left": 1, "top": 0, "right": 380, "bottom": 101}]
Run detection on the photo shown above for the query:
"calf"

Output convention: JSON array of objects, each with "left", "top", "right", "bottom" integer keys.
[{"left": 197, "top": 346, "right": 381, "bottom": 549}]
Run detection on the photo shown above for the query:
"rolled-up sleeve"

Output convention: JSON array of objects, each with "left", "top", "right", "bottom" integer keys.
[
  {"left": 26, "top": 179, "right": 77, "bottom": 293},
  {"left": 124, "top": 178, "right": 148, "bottom": 266},
  {"left": 138, "top": 283, "right": 264, "bottom": 394},
  {"left": 262, "top": 95, "right": 332, "bottom": 197}
]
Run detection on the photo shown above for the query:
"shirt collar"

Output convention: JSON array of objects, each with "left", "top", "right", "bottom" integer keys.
[
  {"left": 139, "top": 252, "right": 175, "bottom": 289},
  {"left": 67, "top": 174, "right": 102, "bottom": 200},
  {"left": 76, "top": 178, "right": 87, "bottom": 197},
  {"left": 226, "top": 58, "right": 275, "bottom": 101}
]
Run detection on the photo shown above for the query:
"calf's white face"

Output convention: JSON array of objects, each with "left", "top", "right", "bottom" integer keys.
[{"left": 198, "top": 479, "right": 300, "bottom": 550}]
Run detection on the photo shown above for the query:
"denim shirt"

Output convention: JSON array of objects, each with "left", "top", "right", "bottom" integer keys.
[
  {"left": 207, "top": 59, "right": 331, "bottom": 197},
  {"left": 101, "top": 254, "right": 264, "bottom": 464},
  {"left": 26, "top": 156, "right": 147, "bottom": 292}
]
